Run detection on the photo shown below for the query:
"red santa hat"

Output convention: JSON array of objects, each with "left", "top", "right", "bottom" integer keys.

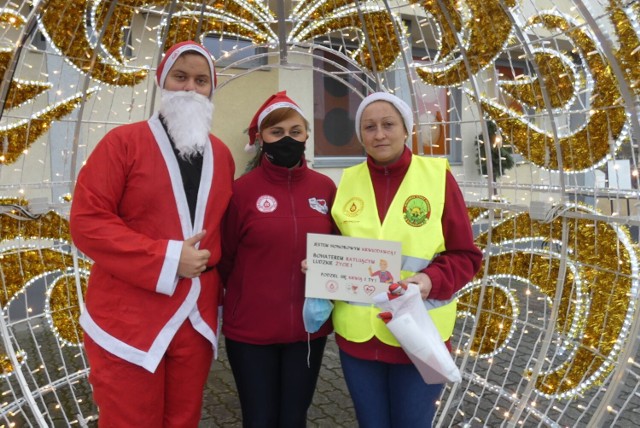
[
  {"left": 156, "top": 41, "right": 217, "bottom": 97},
  {"left": 246, "top": 91, "right": 305, "bottom": 152}
]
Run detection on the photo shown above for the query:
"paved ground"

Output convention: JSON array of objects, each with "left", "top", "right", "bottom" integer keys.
[
  {"left": 5, "top": 298, "right": 640, "bottom": 427},
  {"left": 200, "top": 335, "right": 357, "bottom": 427}
]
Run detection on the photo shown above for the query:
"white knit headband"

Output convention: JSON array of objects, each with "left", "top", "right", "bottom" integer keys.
[{"left": 354, "top": 92, "right": 414, "bottom": 144}]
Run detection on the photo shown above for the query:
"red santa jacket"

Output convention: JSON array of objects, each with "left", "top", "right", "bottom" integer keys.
[
  {"left": 219, "top": 156, "right": 336, "bottom": 344},
  {"left": 70, "top": 114, "right": 235, "bottom": 372}
]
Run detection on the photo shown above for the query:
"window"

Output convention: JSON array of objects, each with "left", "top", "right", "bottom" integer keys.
[{"left": 312, "top": 48, "right": 371, "bottom": 166}]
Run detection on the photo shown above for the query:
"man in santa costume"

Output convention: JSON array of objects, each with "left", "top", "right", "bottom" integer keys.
[{"left": 70, "top": 40, "right": 235, "bottom": 427}]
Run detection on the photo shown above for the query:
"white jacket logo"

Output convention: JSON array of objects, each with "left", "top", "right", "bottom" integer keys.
[
  {"left": 309, "top": 198, "right": 328, "bottom": 214},
  {"left": 256, "top": 195, "right": 277, "bottom": 213}
]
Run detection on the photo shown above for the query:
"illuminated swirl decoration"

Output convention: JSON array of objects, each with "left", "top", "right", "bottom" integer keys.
[
  {"left": 0, "top": 199, "right": 91, "bottom": 377},
  {"left": 159, "top": 0, "right": 405, "bottom": 71},
  {"left": 38, "top": 0, "right": 149, "bottom": 86},
  {"left": 290, "top": 0, "right": 404, "bottom": 71},
  {"left": 0, "top": 8, "right": 97, "bottom": 166},
  {"left": 44, "top": 0, "right": 403, "bottom": 73},
  {"left": 0, "top": 11, "right": 48, "bottom": 109},
  {"left": 23, "top": 1, "right": 640, "bottom": 174},
  {"left": 0, "top": 91, "right": 96, "bottom": 165},
  {"left": 162, "top": 1, "right": 276, "bottom": 49},
  {"left": 404, "top": 0, "right": 637, "bottom": 173},
  {"left": 410, "top": 0, "right": 518, "bottom": 87},
  {"left": 0, "top": 49, "right": 51, "bottom": 109},
  {"left": 465, "top": 3, "right": 637, "bottom": 172},
  {"left": 459, "top": 205, "right": 639, "bottom": 398},
  {"left": 45, "top": 273, "right": 89, "bottom": 347}
]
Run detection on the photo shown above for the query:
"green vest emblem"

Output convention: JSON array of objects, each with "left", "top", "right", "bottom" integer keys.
[{"left": 403, "top": 195, "right": 430, "bottom": 227}]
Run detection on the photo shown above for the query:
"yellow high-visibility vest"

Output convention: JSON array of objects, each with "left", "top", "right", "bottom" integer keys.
[{"left": 331, "top": 156, "right": 457, "bottom": 346}]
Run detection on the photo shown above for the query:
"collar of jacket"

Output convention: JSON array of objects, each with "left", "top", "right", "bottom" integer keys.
[
  {"left": 260, "top": 154, "right": 309, "bottom": 183},
  {"left": 366, "top": 145, "right": 412, "bottom": 177}
]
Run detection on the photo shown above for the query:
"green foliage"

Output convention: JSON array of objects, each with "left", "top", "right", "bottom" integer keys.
[{"left": 476, "top": 120, "right": 515, "bottom": 179}]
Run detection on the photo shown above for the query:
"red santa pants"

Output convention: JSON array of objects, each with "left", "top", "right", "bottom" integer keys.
[{"left": 84, "top": 320, "right": 213, "bottom": 427}]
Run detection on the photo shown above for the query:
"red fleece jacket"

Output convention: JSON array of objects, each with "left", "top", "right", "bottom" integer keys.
[{"left": 220, "top": 157, "right": 336, "bottom": 344}]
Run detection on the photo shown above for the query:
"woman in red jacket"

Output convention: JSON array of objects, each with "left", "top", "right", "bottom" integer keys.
[{"left": 219, "top": 91, "right": 336, "bottom": 428}]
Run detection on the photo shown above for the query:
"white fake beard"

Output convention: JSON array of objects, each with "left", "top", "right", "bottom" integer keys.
[{"left": 158, "top": 90, "right": 214, "bottom": 161}]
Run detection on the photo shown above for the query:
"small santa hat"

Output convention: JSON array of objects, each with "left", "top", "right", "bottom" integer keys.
[
  {"left": 245, "top": 91, "right": 305, "bottom": 152},
  {"left": 354, "top": 92, "right": 414, "bottom": 144},
  {"left": 156, "top": 40, "right": 217, "bottom": 97}
]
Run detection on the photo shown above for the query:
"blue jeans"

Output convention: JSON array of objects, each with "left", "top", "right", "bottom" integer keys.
[{"left": 340, "top": 350, "right": 444, "bottom": 428}]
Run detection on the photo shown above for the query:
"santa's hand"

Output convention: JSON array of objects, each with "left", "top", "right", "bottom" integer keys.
[
  {"left": 301, "top": 259, "right": 308, "bottom": 274},
  {"left": 400, "top": 273, "right": 432, "bottom": 300},
  {"left": 377, "top": 311, "right": 393, "bottom": 324},
  {"left": 178, "top": 230, "right": 211, "bottom": 278}
]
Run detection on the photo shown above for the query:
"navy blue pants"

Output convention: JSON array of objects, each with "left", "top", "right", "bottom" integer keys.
[
  {"left": 225, "top": 336, "right": 327, "bottom": 428},
  {"left": 340, "top": 350, "right": 444, "bottom": 427}
]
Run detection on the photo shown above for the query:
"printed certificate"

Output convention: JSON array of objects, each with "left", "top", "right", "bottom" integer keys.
[{"left": 305, "top": 233, "right": 402, "bottom": 304}]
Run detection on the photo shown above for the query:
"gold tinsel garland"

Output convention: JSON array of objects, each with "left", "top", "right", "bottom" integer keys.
[
  {"left": 46, "top": 274, "right": 88, "bottom": 346},
  {"left": 412, "top": 0, "right": 463, "bottom": 60},
  {"left": 0, "top": 78, "right": 52, "bottom": 110},
  {"left": 292, "top": 11, "right": 402, "bottom": 72},
  {"left": 414, "top": 0, "right": 517, "bottom": 87},
  {"left": 0, "top": 350, "right": 26, "bottom": 378},
  {"left": 458, "top": 281, "right": 518, "bottom": 356},
  {"left": 0, "top": 9, "right": 25, "bottom": 27},
  {"left": 476, "top": 12, "right": 628, "bottom": 172},
  {"left": 608, "top": 0, "right": 640, "bottom": 96},
  {"left": 1, "top": 201, "right": 91, "bottom": 374},
  {"left": 465, "top": 205, "right": 636, "bottom": 397},
  {"left": 499, "top": 52, "right": 577, "bottom": 110},
  {"left": 39, "top": 0, "right": 148, "bottom": 86},
  {"left": 289, "top": 0, "right": 405, "bottom": 73},
  {"left": 0, "top": 92, "right": 94, "bottom": 165},
  {"left": 163, "top": 14, "right": 270, "bottom": 48},
  {"left": 293, "top": 0, "right": 353, "bottom": 22}
]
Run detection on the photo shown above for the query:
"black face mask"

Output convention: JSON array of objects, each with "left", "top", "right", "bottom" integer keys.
[{"left": 262, "top": 136, "right": 306, "bottom": 168}]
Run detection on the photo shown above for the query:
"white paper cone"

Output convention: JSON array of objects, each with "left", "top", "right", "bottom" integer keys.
[{"left": 374, "top": 284, "right": 461, "bottom": 384}]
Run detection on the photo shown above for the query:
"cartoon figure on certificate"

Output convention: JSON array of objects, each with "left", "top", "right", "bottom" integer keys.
[{"left": 368, "top": 258, "right": 394, "bottom": 284}]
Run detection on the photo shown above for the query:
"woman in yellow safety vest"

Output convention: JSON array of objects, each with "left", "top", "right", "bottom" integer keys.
[{"left": 331, "top": 92, "right": 482, "bottom": 427}]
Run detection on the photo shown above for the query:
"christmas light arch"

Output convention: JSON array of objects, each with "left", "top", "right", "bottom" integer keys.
[{"left": 0, "top": 1, "right": 638, "bottom": 426}]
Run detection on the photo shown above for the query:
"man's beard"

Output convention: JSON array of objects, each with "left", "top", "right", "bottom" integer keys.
[{"left": 158, "top": 90, "right": 214, "bottom": 161}]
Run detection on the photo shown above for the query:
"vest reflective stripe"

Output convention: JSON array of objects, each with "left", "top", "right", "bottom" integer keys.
[
  {"left": 331, "top": 156, "right": 457, "bottom": 345},
  {"left": 401, "top": 255, "right": 431, "bottom": 273},
  {"left": 424, "top": 297, "right": 454, "bottom": 310}
]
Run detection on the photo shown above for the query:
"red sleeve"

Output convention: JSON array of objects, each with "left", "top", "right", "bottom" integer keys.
[
  {"left": 218, "top": 195, "right": 241, "bottom": 285},
  {"left": 424, "top": 171, "right": 483, "bottom": 300}
]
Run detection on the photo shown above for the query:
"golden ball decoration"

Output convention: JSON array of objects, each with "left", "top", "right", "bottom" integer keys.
[{"left": 0, "top": 1, "right": 638, "bottom": 427}]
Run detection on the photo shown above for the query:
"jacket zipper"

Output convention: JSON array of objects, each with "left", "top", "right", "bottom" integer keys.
[{"left": 288, "top": 170, "right": 298, "bottom": 337}]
